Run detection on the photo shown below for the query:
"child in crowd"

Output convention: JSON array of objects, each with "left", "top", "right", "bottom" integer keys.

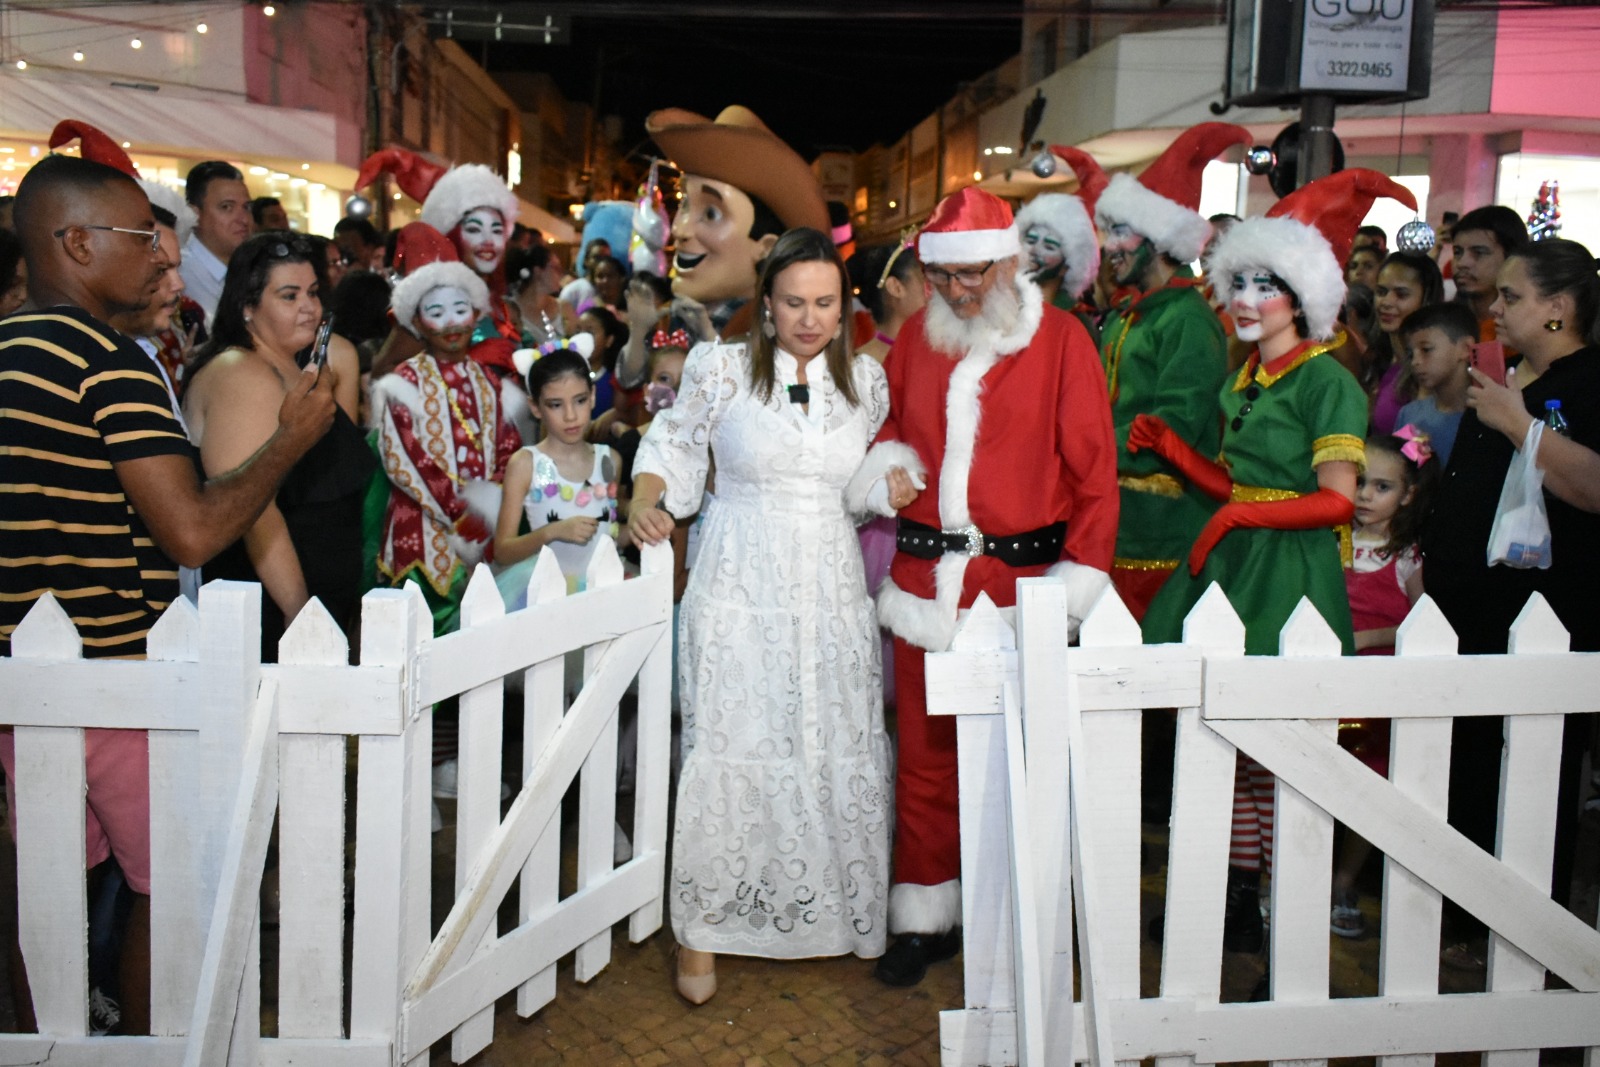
[
  {"left": 1331, "top": 429, "right": 1435, "bottom": 937},
  {"left": 493, "top": 348, "right": 628, "bottom": 606},
  {"left": 1395, "top": 303, "right": 1477, "bottom": 466}
]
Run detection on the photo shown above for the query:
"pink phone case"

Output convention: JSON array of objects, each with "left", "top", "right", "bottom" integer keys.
[{"left": 1473, "top": 340, "right": 1507, "bottom": 387}]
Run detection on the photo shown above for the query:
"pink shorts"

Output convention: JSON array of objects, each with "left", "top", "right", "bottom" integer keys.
[{"left": 0, "top": 728, "right": 151, "bottom": 894}]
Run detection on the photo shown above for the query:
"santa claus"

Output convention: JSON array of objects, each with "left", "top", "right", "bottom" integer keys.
[{"left": 846, "top": 187, "right": 1119, "bottom": 986}]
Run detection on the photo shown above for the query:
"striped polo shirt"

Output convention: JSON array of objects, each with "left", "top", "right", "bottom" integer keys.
[{"left": 1, "top": 306, "right": 195, "bottom": 658}]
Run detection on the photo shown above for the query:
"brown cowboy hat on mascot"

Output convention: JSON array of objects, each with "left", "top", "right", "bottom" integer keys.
[{"left": 645, "top": 106, "right": 830, "bottom": 234}]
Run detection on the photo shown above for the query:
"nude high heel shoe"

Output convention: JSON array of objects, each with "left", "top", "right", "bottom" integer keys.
[{"left": 675, "top": 945, "right": 717, "bottom": 1005}]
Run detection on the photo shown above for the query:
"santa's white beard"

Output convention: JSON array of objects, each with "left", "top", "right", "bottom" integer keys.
[{"left": 924, "top": 276, "right": 1024, "bottom": 355}]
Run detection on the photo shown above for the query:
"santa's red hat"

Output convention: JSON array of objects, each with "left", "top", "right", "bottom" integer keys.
[
  {"left": 1014, "top": 145, "right": 1106, "bottom": 300},
  {"left": 1094, "top": 122, "right": 1251, "bottom": 263},
  {"left": 1049, "top": 145, "right": 1109, "bottom": 215},
  {"left": 1207, "top": 168, "right": 1418, "bottom": 341},
  {"left": 391, "top": 221, "right": 458, "bottom": 277},
  {"left": 49, "top": 120, "right": 138, "bottom": 177},
  {"left": 917, "top": 187, "right": 1019, "bottom": 264}
]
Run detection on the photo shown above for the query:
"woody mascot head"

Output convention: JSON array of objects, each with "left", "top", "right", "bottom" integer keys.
[{"left": 644, "top": 106, "right": 830, "bottom": 341}]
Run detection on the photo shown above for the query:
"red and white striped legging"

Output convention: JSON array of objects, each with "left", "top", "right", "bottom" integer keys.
[{"left": 1229, "top": 754, "right": 1275, "bottom": 872}]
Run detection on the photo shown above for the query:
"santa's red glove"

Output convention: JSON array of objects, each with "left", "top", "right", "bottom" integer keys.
[
  {"left": 1187, "top": 487, "right": 1355, "bottom": 576},
  {"left": 469, "top": 336, "right": 519, "bottom": 374},
  {"left": 1125, "top": 413, "right": 1233, "bottom": 502}
]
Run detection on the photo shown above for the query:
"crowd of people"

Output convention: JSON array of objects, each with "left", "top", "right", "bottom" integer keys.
[{"left": 0, "top": 109, "right": 1597, "bottom": 1034}]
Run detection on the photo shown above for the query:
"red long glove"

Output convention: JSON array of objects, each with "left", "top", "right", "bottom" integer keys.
[
  {"left": 1187, "top": 487, "right": 1356, "bottom": 576},
  {"left": 1125, "top": 413, "right": 1233, "bottom": 502}
]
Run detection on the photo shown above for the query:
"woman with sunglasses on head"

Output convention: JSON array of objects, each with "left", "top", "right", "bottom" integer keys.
[
  {"left": 1134, "top": 173, "right": 1413, "bottom": 962},
  {"left": 183, "top": 234, "right": 376, "bottom": 659}
]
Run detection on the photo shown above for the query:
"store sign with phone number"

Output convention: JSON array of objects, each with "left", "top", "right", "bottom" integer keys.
[{"left": 1300, "top": 0, "right": 1414, "bottom": 94}]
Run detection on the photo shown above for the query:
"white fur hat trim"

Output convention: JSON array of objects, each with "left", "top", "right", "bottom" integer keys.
[
  {"left": 139, "top": 179, "right": 196, "bottom": 247},
  {"left": 1014, "top": 193, "right": 1100, "bottom": 301},
  {"left": 419, "top": 163, "right": 520, "bottom": 236},
  {"left": 1094, "top": 172, "right": 1211, "bottom": 264},
  {"left": 1205, "top": 216, "right": 1346, "bottom": 341},
  {"left": 391, "top": 261, "right": 491, "bottom": 337},
  {"left": 919, "top": 224, "right": 1021, "bottom": 265}
]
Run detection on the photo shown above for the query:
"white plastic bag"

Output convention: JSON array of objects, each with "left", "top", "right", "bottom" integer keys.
[{"left": 1487, "top": 419, "right": 1551, "bottom": 569}]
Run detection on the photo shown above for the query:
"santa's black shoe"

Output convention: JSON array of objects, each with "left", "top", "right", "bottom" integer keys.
[{"left": 874, "top": 929, "right": 962, "bottom": 987}]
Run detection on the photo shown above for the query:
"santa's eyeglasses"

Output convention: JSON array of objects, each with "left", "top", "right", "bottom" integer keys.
[{"left": 925, "top": 261, "right": 996, "bottom": 288}]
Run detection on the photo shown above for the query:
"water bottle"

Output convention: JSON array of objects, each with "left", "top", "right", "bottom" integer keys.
[{"left": 1544, "top": 399, "right": 1570, "bottom": 438}]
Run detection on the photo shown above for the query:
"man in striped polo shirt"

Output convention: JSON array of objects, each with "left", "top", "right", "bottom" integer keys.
[{"left": 0, "top": 153, "right": 334, "bottom": 1033}]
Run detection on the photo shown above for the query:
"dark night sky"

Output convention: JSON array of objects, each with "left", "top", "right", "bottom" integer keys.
[{"left": 479, "top": 1, "right": 1024, "bottom": 160}]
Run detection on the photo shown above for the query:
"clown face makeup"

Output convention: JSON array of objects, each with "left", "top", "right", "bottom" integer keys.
[
  {"left": 459, "top": 209, "right": 507, "bottom": 277},
  {"left": 1022, "top": 224, "right": 1066, "bottom": 281},
  {"left": 415, "top": 285, "right": 476, "bottom": 359},
  {"left": 669, "top": 175, "right": 774, "bottom": 305},
  {"left": 1103, "top": 223, "right": 1153, "bottom": 288},
  {"left": 1230, "top": 271, "right": 1296, "bottom": 345}
]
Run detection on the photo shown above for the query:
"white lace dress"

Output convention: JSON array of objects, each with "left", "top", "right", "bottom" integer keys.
[{"left": 633, "top": 341, "right": 893, "bottom": 959}]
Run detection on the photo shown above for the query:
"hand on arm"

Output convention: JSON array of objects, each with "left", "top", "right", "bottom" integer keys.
[
  {"left": 627, "top": 472, "right": 675, "bottom": 545},
  {"left": 1126, "top": 413, "right": 1233, "bottom": 501}
]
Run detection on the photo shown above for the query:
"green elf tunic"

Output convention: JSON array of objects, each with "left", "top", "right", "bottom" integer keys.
[
  {"left": 1100, "top": 274, "right": 1229, "bottom": 592},
  {"left": 1142, "top": 338, "right": 1368, "bottom": 656}
]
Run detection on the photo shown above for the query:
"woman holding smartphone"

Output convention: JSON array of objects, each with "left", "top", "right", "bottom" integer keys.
[{"left": 183, "top": 234, "right": 375, "bottom": 657}]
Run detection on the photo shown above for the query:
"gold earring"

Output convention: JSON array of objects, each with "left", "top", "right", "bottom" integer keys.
[{"left": 1545, "top": 319, "right": 1563, "bottom": 332}]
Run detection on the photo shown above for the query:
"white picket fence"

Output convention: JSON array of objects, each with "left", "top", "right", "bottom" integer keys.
[
  {"left": 934, "top": 579, "right": 1600, "bottom": 1067},
  {"left": 0, "top": 539, "right": 673, "bottom": 1066}
]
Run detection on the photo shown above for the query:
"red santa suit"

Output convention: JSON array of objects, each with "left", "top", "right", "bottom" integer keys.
[{"left": 846, "top": 229, "right": 1119, "bottom": 934}]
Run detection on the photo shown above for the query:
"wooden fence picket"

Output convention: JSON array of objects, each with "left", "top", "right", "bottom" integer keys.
[
  {"left": 147, "top": 596, "right": 205, "bottom": 1037},
  {"left": 574, "top": 539, "right": 624, "bottom": 982},
  {"left": 448, "top": 566, "right": 508, "bottom": 1062},
  {"left": 275, "top": 599, "right": 350, "bottom": 1039},
  {"left": 1378, "top": 595, "right": 1455, "bottom": 1067},
  {"left": 10, "top": 594, "right": 89, "bottom": 1036},
  {"left": 1263, "top": 600, "right": 1342, "bottom": 1067},
  {"left": 628, "top": 540, "right": 675, "bottom": 943},
  {"left": 516, "top": 548, "right": 568, "bottom": 1018},
  {"left": 349, "top": 586, "right": 428, "bottom": 1063},
  {"left": 1486, "top": 595, "right": 1571, "bottom": 1067}
]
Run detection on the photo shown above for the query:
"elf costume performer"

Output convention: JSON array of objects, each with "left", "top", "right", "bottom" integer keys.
[
  {"left": 1136, "top": 169, "right": 1416, "bottom": 954},
  {"left": 846, "top": 187, "right": 1119, "bottom": 986},
  {"left": 1013, "top": 145, "right": 1104, "bottom": 332},
  {"left": 373, "top": 260, "right": 522, "bottom": 634},
  {"left": 356, "top": 149, "right": 531, "bottom": 381},
  {"left": 1094, "top": 123, "right": 1250, "bottom": 619}
]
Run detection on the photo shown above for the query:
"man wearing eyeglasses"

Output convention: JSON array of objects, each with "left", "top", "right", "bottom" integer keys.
[
  {"left": 0, "top": 153, "right": 333, "bottom": 1034},
  {"left": 846, "top": 186, "right": 1118, "bottom": 987}
]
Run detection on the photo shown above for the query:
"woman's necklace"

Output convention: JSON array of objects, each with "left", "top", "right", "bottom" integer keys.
[{"left": 874, "top": 330, "right": 896, "bottom": 347}]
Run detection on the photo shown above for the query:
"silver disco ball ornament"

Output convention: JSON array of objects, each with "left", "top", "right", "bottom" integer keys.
[
  {"left": 1030, "top": 150, "right": 1058, "bottom": 179},
  {"left": 1396, "top": 218, "right": 1436, "bottom": 253},
  {"left": 1244, "top": 146, "right": 1275, "bottom": 176}
]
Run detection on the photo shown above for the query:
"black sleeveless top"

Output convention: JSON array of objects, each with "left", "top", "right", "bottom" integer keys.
[{"left": 207, "top": 404, "right": 378, "bottom": 661}]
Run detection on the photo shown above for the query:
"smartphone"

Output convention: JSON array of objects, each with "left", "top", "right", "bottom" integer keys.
[
  {"left": 309, "top": 315, "right": 335, "bottom": 369},
  {"left": 1472, "top": 340, "right": 1507, "bottom": 387}
]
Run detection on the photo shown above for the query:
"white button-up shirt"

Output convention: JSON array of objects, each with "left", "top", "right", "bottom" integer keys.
[{"left": 179, "top": 232, "right": 228, "bottom": 324}]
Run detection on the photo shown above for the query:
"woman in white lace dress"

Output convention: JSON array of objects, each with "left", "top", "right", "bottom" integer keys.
[{"left": 629, "top": 228, "right": 892, "bottom": 1003}]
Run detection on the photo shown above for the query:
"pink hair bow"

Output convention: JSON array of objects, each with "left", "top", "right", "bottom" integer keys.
[{"left": 1395, "top": 424, "right": 1433, "bottom": 465}]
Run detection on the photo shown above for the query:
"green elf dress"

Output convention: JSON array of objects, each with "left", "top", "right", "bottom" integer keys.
[
  {"left": 1099, "top": 273, "right": 1229, "bottom": 614},
  {"left": 1141, "top": 337, "right": 1368, "bottom": 655}
]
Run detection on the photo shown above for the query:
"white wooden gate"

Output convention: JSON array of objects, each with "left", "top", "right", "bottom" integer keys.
[
  {"left": 0, "top": 539, "right": 672, "bottom": 1066},
  {"left": 935, "top": 578, "right": 1600, "bottom": 1066}
]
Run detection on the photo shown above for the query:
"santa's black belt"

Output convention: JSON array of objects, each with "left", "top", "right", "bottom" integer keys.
[{"left": 896, "top": 518, "right": 1066, "bottom": 566}]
